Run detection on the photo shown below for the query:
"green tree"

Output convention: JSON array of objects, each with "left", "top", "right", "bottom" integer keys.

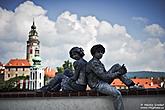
[
  {"left": 56, "top": 60, "right": 73, "bottom": 74},
  {"left": 63, "top": 60, "right": 73, "bottom": 71},
  {"left": 56, "top": 67, "right": 64, "bottom": 73}
]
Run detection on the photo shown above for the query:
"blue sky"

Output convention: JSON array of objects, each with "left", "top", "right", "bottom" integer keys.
[{"left": 0, "top": 0, "right": 165, "bottom": 71}]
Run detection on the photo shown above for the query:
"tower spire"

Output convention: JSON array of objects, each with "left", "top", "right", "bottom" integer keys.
[
  {"left": 31, "top": 18, "right": 36, "bottom": 30},
  {"left": 33, "top": 18, "right": 34, "bottom": 23}
]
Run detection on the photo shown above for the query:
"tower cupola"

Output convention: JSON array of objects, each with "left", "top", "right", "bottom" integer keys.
[
  {"left": 29, "top": 20, "right": 38, "bottom": 36},
  {"left": 31, "top": 21, "right": 36, "bottom": 29}
]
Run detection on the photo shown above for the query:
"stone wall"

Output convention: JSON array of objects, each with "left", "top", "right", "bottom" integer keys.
[{"left": 0, "top": 89, "right": 165, "bottom": 110}]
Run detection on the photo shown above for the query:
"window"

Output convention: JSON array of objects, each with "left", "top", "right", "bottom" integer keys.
[
  {"left": 35, "top": 81, "right": 37, "bottom": 89},
  {"left": 8, "top": 74, "right": 10, "bottom": 78},
  {"left": 23, "top": 68, "right": 25, "bottom": 71},
  {"left": 33, "top": 73, "right": 34, "bottom": 80},
  {"left": 39, "top": 82, "right": 41, "bottom": 87},
  {"left": 30, "top": 49, "right": 33, "bottom": 54},
  {"left": 40, "top": 73, "right": 41, "bottom": 79},
  {"left": 15, "top": 74, "right": 18, "bottom": 77},
  {"left": 35, "top": 50, "right": 39, "bottom": 55},
  {"left": 35, "top": 72, "right": 37, "bottom": 79},
  {"left": 33, "top": 82, "right": 34, "bottom": 89},
  {"left": 16, "top": 68, "right": 18, "bottom": 71},
  {"left": 30, "top": 72, "right": 32, "bottom": 80}
]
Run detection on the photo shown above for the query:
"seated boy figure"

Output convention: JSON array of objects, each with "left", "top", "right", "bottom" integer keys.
[
  {"left": 38, "top": 47, "right": 87, "bottom": 92},
  {"left": 61, "top": 47, "right": 87, "bottom": 92},
  {"left": 86, "top": 44, "right": 137, "bottom": 110}
]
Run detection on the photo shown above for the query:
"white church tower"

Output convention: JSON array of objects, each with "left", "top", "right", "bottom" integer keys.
[
  {"left": 26, "top": 20, "right": 40, "bottom": 66},
  {"left": 28, "top": 20, "right": 44, "bottom": 90}
]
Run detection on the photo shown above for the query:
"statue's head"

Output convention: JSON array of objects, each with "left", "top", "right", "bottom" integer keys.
[
  {"left": 69, "top": 47, "right": 85, "bottom": 59},
  {"left": 91, "top": 44, "right": 105, "bottom": 59}
]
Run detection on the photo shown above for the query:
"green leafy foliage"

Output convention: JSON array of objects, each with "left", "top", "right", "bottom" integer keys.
[
  {"left": 0, "top": 76, "right": 28, "bottom": 92},
  {"left": 56, "top": 60, "right": 73, "bottom": 74}
]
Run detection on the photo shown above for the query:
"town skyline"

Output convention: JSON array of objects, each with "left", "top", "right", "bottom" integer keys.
[{"left": 0, "top": 0, "right": 165, "bottom": 71}]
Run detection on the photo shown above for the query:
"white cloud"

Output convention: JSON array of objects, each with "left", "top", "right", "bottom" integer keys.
[
  {"left": 132, "top": 16, "right": 148, "bottom": 23},
  {"left": 0, "top": 1, "right": 165, "bottom": 71},
  {"left": 144, "top": 24, "right": 165, "bottom": 37}
]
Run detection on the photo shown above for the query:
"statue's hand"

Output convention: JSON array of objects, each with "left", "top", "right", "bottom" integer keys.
[
  {"left": 118, "top": 64, "right": 127, "bottom": 75},
  {"left": 70, "top": 77, "right": 76, "bottom": 81},
  {"left": 68, "top": 78, "right": 74, "bottom": 84}
]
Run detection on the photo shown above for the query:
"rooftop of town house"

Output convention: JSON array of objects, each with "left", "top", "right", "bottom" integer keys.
[
  {"left": 5, "top": 59, "right": 31, "bottom": 67},
  {"left": 112, "top": 78, "right": 161, "bottom": 88},
  {"left": 44, "top": 67, "right": 56, "bottom": 78}
]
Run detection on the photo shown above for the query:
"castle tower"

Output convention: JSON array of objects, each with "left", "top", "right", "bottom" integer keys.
[{"left": 26, "top": 20, "right": 40, "bottom": 66}]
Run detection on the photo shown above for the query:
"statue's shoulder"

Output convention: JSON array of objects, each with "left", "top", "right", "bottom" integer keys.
[
  {"left": 89, "top": 58, "right": 100, "bottom": 67},
  {"left": 79, "top": 58, "right": 87, "bottom": 65},
  {"left": 74, "top": 58, "right": 87, "bottom": 68}
]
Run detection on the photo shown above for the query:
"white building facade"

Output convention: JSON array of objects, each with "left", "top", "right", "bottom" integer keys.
[{"left": 29, "top": 67, "right": 44, "bottom": 90}]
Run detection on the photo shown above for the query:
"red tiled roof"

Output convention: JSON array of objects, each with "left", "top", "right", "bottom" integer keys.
[
  {"left": 112, "top": 79, "right": 126, "bottom": 86},
  {"left": 44, "top": 67, "right": 56, "bottom": 78},
  {"left": 132, "top": 79, "right": 152, "bottom": 85},
  {"left": 111, "top": 78, "right": 160, "bottom": 88},
  {"left": 5, "top": 59, "right": 31, "bottom": 67}
]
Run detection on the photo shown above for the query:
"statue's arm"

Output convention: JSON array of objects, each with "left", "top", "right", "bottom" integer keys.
[
  {"left": 70, "top": 62, "right": 81, "bottom": 81},
  {"left": 91, "top": 62, "right": 120, "bottom": 81}
]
